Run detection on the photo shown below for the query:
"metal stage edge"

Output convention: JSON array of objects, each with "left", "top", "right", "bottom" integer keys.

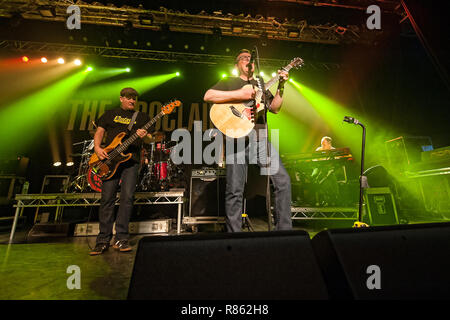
[{"left": 8, "top": 190, "right": 185, "bottom": 243}]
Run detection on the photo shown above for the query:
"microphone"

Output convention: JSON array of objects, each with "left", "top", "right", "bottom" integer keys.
[
  {"left": 247, "top": 50, "right": 255, "bottom": 69},
  {"left": 343, "top": 116, "right": 361, "bottom": 125}
]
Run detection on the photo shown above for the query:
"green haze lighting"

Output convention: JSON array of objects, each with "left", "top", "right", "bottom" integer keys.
[
  {"left": 0, "top": 69, "right": 88, "bottom": 155},
  {"left": 289, "top": 78, "right": 293, "bottom": 82},
  {"left": 77, "top": 72, "right": 179, "bottom": 101},
  {"left": 176, "top": 72, "right": 180, "bottom": 76},
  {"left": 126, "top": 68, "right": 131, "bottom": 72},
  {"left": 86, "top": 66, "right": 93, "bottom": 72},
  {"left": 221, "top": 73, "right": 227, "bottom": 78}
]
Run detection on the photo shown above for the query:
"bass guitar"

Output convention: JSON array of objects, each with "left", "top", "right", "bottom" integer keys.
[
  {"left": 88, "top": 100, "right": 181, "bottom": 181},
  {"left": 209, "top": 57, "right": 303, "bottom": 138}
]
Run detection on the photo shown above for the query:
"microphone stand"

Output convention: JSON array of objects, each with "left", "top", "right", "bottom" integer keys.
[
  {"left": 252, "top": 47, "right": 273, "bottom": 231},
  {"left": 343, "top": 116, "right": 369, "bottom": 227}
]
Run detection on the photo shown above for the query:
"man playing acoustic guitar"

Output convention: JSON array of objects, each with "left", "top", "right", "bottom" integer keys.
[
  {"left": 90, "top": 87, "right": 150, "bottom": 255},
  {"left": 204, "top": 49, "right": 293, "bottom": 232}
]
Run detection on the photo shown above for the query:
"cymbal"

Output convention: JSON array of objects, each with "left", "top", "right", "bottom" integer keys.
[{"left": 143, "top": 131, "right": 166, "bottom": 144}]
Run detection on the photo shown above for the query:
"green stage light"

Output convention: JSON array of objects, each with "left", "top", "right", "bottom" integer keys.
[
  {"left": 221, "top": 73, "right": 227, "bottom": 78},
  {"left": 86, "top": 66, "right": 93, "bottom": 72},
  {"left": 126, "top": 68, "right": 130, "bottom": 72},
  {"left": 232, "top": 69, "right": 238, "bottom": 76},
  {"left": 74, "top": 59, "right": 82, "bottom": 66},
  {"left": 0, "top": 69, "right": 88, "bottom": 155},
  {"left": 77, "top": 72, "right": 179, "bottom": 101},
  {"left": 176, "top": 72, "right": 180, "bottom": 76},
  {"left": 272, "top": 72, "right": 276, "bottom": 77}
]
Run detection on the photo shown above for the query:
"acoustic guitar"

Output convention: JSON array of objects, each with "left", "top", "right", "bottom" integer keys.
[{"left": 209, "top": 57, "right": 303, "bottom": 138}]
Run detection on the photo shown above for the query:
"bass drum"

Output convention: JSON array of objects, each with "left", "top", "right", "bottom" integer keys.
[{"left": 87, "top": 167, "right": 102, "bottom": 192}]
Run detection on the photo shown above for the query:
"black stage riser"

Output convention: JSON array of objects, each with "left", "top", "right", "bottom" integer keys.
[
  {"left": 128, "top": 230, "right": 329, "bottom": 300},
  {"left": 312, "top": 222, "right": 450, "bottom": 300}
]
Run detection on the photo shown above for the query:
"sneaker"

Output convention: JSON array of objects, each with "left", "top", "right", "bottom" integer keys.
[
  {"left": 113, "top": 239, "right": 132, "bottom": 252},
  {"left": 89, "top": 243, "right": 109, "bottom": 256}
]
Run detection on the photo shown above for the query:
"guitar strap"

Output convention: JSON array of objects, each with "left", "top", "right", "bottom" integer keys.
[{"left": 127, "top": 111, "right": 139, "bottom": 132}]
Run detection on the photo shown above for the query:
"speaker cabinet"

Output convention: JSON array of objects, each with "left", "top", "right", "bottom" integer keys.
[
  {"left": 312, "top": 222, "right": 450, "bottom": 299},
  {"left": 128, "top": 231, "right": 329, "bottom": 300},
  {"left": 188, "top": 172, "right": 225, "bottom": 220}
]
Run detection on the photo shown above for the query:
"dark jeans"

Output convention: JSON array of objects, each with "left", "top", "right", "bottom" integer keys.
[
  {"left": 96, "top": 162, "right": 139, "bottom": 244},
  {"left": 225, "top": 138, "right": 292, "bottom": 232}
]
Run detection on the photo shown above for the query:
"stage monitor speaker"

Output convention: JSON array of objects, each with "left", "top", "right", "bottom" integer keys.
[
  {"left": 128, "top": 231, "right": 329, "bottom": 300},
  {"left": 311, "top": 222, "right": 450, "bottom": 300}
]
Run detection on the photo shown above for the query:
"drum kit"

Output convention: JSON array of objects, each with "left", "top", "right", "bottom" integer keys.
[
  {"left": 138, "top": 131, "right": 185, "bottom": 191},
  {"left": 67, "top": 131, "right": 185, "bottom": 193}
]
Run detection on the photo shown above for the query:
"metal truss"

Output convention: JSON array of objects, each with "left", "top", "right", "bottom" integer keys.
[
  {"left": 13, "top": 191, "right": 184, "bottom": 207},
  {"left": 0, "top": 0, "right": 402, "bottom": 45},
  {"left": 0, "top": 39, "right": 343, "bottom": 70},
  {"left": 291, "top": 206, "right": 358, "bottom": 220},
  {"left": 9, "top": 190, "right": 185, "bottom": 242}
]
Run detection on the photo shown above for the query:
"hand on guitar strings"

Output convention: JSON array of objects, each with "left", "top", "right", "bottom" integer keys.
[
  {"left": 136, "top": 128, "right": 148, "bottom": 138},
  {"left": 95, "top": 146, "right": 109, "bottom": 160},
  {"left": 278, "top": 69, "right": 289, "bottom": 85}
]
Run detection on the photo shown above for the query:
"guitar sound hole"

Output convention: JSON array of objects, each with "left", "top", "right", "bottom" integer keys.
[{"left": 230, "top": 106, "right": 242, "bottom": 117}]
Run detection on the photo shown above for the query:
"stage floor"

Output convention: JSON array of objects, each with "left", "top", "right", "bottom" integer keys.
[
  {"left": 1, "top": 216, "right": 445, "bottom": 300},
  {"left": 0, "top": 218, "right": 303, "bottom": 300}
]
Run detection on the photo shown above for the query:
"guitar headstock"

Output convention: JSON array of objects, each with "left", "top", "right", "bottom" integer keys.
[
  {"left": 161, "top": 100, "right": 181, "bottom": 115},
  {"left": 289, "top": 57, "right": 304, "bottom": 69}
]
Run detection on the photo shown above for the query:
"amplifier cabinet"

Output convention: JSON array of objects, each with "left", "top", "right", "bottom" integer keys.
[{"left": 187, "top": 171, "right": 226, "bottom": 224}]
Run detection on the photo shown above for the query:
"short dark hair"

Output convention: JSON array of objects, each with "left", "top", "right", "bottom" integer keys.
[
  {"left": 120, "top": 87, "right": 139, "bottom": 99},
  {"left": 234, "top": 49, "right": 251, "bottom": 63}
]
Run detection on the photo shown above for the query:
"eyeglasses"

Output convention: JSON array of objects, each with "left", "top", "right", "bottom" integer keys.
[{"left": 237, "top": 55, "right": 251, "bottom": 62}]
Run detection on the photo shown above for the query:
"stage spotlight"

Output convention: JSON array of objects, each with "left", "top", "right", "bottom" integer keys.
[
  {"left": 53, "top": 161, "right": 62, "bottom": 167},
  {"left": 184, "top": 44, "right": 189, "bottom": 50},
  {"left": 232, "top": 69, "right": 238, "bottom": 76},
  {"left": 126, "top": 68, "right": 131, "bottom": 72},
  {"left": 200, "top": 46, "right": 205, "bottom": 51},
  {"left": 57, "top": 58, "right": 65, "bottom": 64},
  {"left": 22, "top": 56, "right": 29, "bottom": 62},
  {"left": 222, "top": 73, "right": 227, "bottom": 78},
  {"left": 74, "top": 59, "right": 82, "bottom": 66},
  {"left": 41, "top": 57, "right": 48, "bottom": 63},
  {"left": 272, "top": 72, "right": 277, "bottom": 77},
  {"left": 259, "top": 71, "right": 265, "bottom": 77},
  {"left": 289, "top": 78, "right": 293, "bottom": 82},
  {"left": 176, "top": 72, "right": 180, "bottom": 76},
  {"left": 66, "top": 161, "right": 74, "bottom": 167},
  {"left": 86, "top": 66, "right": 93, "bottom": 72}
]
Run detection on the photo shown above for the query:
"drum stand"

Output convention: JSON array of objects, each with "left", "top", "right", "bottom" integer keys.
[{"left": 68, "top": 140, "right": 94, "bottom": 192}]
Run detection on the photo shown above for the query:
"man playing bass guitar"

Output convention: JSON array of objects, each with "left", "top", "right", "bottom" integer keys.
[{"left": 90, "top": 87, "right": 149, "bottom": 255}]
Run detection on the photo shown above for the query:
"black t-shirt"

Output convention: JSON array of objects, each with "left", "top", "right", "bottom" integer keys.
[
  {"left": 209, "top": 76, "right": 274, "bottom": 128},
  {"left": 96, "top": 107, "right": 150, "bottom": 163}
]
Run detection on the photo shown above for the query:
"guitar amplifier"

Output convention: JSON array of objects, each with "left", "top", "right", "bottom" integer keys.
[{"left": 187, "top": 168, "right": 226, "bottom": 225}]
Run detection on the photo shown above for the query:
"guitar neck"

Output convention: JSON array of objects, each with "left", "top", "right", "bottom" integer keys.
[
  {"left": 260, "top": 64, "right": 293, "bottom": 91},
  {"left": 116, "top": 111, "right": 164, "bottom": 153}
]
